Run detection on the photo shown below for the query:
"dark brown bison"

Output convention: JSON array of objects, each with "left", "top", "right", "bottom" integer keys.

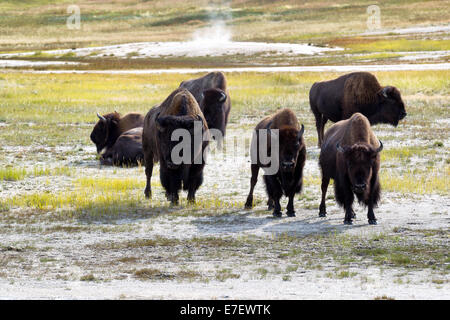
[
  {"left": 90, "top": 112, "right": 144, "bottom": 153},
  {"left": 245, "top": 108, "right": 306, "bottom": 217},
  {"left": 100, "top": 127, "right": 144, "bottom": 166},
  {"left": 310, "top": 72, "right": 406, "bottom": 147},
  {"left": 142, "top": 88, "right": 209, "bottom": 205},
  {"left": 179, "top": 71, "right": 231, "bottom": 137},
  {"left": 319, "top": 113, "right": 383, "bottom": 225}
]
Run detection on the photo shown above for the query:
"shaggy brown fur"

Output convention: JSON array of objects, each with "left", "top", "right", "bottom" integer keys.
[
  {"left": 180, "top": 72, "right": 231, "bottom": 136},
  {"left": 142, "top": 88, "right": 209, "bottom": 204},
  {"left": 90, "top": 112, "right": 144, "bottom": 154},
  {"left": 310, "top": 72, "right": 406, "bottom": 147},
  {"left": 100, "top": 127, "right": 144, "bottom": 167},
  {"left": 319, "top": 113, "right": 383, "bottom": 225},
  {"left": 245, "top": 108, "right": 306, "bottom": 217},
  {"left": 179, "top": 71, "right": 227, "bottom": 104}
]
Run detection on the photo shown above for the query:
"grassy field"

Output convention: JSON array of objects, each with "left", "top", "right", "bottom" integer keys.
[{"left": 1, "top": 0, "right": 449, "bottom": 69}]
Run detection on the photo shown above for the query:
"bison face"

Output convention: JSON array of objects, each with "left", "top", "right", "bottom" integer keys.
[
  {"left": 90, "top": 113, "right": 119, "bottom": 153},
  {"left": 337, "top": 141, "right": 383, "bottom": 194},
  {"left": 201, "top": 88, "right": 227, "bottom": 135},
  {"left": 90, "top": 120, "right": 109, "bottom": 154},
  {"left": 278, "top": 125, "right": 305, "bottom": 173},
  {"left": 378, "top": 86, "right": 407, "bottom": 126},
  {"left": 156, "top": 114, "right": 204, "bottom": 170}
]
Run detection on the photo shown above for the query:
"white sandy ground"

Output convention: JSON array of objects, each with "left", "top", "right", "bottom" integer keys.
[
  {"left": 0, "top": 60, "right": 83, "bottom": 68},
  {"left": 0, "top": 41, "right": 340, "bottom": 60},
  {"left": 7, "top": 62, "right": 449, "bottom": 74},
  {"left": 362, "top": 24, "right": 450, "bottom": 36},
  {"left": 0, "top": 127, "right": 449, "bottom": 300}
]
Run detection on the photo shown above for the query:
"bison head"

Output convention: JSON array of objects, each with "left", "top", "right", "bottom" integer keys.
[
  {"left": 90, "top": 113, "right": 119, "bottom": 153},
  {"left": 156, "top": 114, "right": 205, "bottom": 170},
  {"left": 200, "top": 88, "right": 227, "bottom": 136},
  {"left": 377, "top": 86, "right": 407, "bottom": 126},
  {"left": 275, "top": 124, "right": 305, "bottom": 173},
  {"left": 337, "top": 141, "right": 383, "bottom": 194}
]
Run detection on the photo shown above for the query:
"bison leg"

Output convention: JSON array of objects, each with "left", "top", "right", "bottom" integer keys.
[
  {"left": 144, "top": 155, "right": 154, "bottom": 199},
  {"left": 245, "top": 164, "right": 260, "bottom": 209},
  {"left": 314, "top": 113, "right": 323, "bottom": 147},
  {"left": 319, "top": 176, "right": 330, "bottom": 217},
  {"left": 263, "top": 175, "right": 282, "bottom": 217},
  {"left": 186, "top": 164, "right": 204, "bottom": 204},
  {"left": 267, "top": 198, "right": 274, "bottom": 210},
  {"left": 367, "top": 205, "right": 377, "bottom": 225},
  {"left": 344, "top": 205, "right": 354, "bottom": 225},
  {"left": 286, "top": 195, "right": 295, "bottom": 217},
  {"left": 319, "top": 116, "right": 328, "bottom": 147}
]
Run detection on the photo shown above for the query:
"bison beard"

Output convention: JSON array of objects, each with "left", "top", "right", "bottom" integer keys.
[
  {"left": 245, "top": 108, "right": 306, "bottom": 217},
  {"left": 309, "top": 72, "right": 406, "bottom": 147},
  {"left": 318, "top": 113, "right": 383, "bottom": 225},
  {"left": 142, "top": 89, "right": 209, "bottom": 205}
]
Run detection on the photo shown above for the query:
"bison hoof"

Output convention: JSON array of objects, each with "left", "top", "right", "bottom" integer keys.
[
  {"left": 368, "top": 219, "right": 377, "bottom": 225},
  {"left": 272, "top": 211, "right": 282, "bottom": 218},
  {"left": 244, "top": 199, "right": 253, "bottom": 209},
  {"left": 344, "top": 220, "right": 353, "bottom": 225},
  {"left": 144, "top": 190, "right": 151, "bottom": 199},
  {"left": 286, "top": 210, "right": 296, "bottom": 217},
  {"left": 267, "top": 200, "right": 274, "bottom": 210},
  {"left": 319, "top": 212, "right": 327, "bottom": 217}
]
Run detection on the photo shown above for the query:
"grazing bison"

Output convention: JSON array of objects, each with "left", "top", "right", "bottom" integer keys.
[
  {"left": 100, "top": 127, "right": 144, "bottom": 166},
  {"left": 179, "top": 71, "right": 231, "bottom": 137},
  {"left": 90, "top": 112, "right": 144, "bottom": 154},
  {"left": 245, "top": 108, "right": 306, "bottom": 217},
  {"left": 309, "top": 72, "right": 407, "bottom": 147},
  {"left": 142, "top": 88, "right": 209, "bottom": 205},
  {"left": 318, "top": 113, "right": 383, "bottom": 225}
]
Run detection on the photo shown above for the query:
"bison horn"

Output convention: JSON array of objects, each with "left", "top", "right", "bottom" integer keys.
[
  {"left": 297, "top": 124, "right": 305, "bottom": 139},
  {"left": 219, "top": 92, "right": 227, "bottom": 103},
  {"left": 375, "top": 140, "right": 383, "bottom": 153},
  {"left": 97, "top": 113, "right": 106, "bottom": 122}
]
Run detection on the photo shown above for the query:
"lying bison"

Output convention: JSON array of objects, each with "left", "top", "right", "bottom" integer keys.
[
  {"left": 319, "top": 113, "right": 383, "bottom": 225},
  {"left": 142, "top": 88, "right": 209, "bottom": 205},
  {"left": 179, "top": 71, "right": 231, "bottom": 137},
  {"left": 245, "top": 108, "right": 306, "bottom": 217},
  {"left": 90, "top": 112, "right": 144, "bottom": 154},
  {"left": 309, "top": 72, "right": 406, "bottom": 146},
  {"left": 100, "top": 127, "right": 144, "bottom": 166}
]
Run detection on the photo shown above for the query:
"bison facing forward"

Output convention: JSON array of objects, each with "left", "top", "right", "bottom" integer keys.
[
  {"left": 179, "top": 71, "right": 231, "bottom": 137},
  {"left": 319, "top": 113, "right": 383, "bottom": 225},
  {"left": 245, "top": 108, "right": 306, "bottom": 217},
  {"left": 142, "top": 88, "right": 209, "bottom": 205},
  {"left": 310, "top": 72, "right": 406, "bottom": 146}
]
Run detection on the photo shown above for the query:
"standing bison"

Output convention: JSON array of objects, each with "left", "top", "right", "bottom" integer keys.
[
  {"left": 309, "top": 72, "right": 407, "bottom": 146},
  {"left": 318, "top": 113, "right": 383, "bottom": 225},
  {"left": 142, "top": 88, "right": 209, "bottom": 205},
  {"left": 100, "top": 127, "right": 144, "bottom": 166},
  {"left": 245, "top": 108, "right": 306, "bottom": 217},
  {"left": 179, "top": 71, "right": 231, "bottom": 137}
]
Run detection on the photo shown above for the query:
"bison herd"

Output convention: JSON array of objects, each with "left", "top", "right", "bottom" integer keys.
[{"left": 90, "top": 71, "right": 407, "bottom": 225}]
